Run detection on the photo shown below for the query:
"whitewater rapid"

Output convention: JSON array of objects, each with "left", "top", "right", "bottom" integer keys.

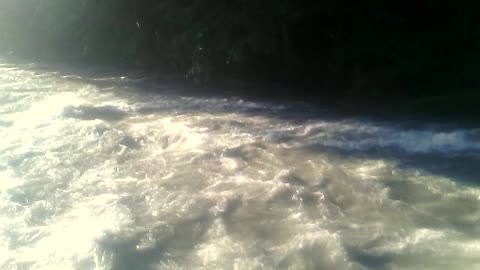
[{"left": 0, "top": 60, "right": 479, "bottom": 270}]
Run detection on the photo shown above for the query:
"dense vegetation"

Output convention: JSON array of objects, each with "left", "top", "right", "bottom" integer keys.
[{"left": 0, "top": 1, "right": 479, "bottom": 101}]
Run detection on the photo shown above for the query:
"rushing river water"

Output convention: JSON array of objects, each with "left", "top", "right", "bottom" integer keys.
[{"left": 0, "top": 60, "right": 479, "bottom": 270}]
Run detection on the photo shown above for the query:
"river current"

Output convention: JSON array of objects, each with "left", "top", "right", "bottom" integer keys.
[{"left": 0, "top": 60, "right": 479, "bottom": 270}]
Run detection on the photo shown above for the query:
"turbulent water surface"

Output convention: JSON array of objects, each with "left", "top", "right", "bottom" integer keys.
[{"left": 1, "top": 60, "right": 480, "bottom": 270}]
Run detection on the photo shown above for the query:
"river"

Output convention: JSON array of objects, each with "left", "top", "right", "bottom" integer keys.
[{"left": 0, "top": 60, "right": 479, "bottom": 270}]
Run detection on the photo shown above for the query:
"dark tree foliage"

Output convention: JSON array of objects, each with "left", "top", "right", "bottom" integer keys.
[{"left": 0, "top": 0, "right": 479, "bottom": 92}]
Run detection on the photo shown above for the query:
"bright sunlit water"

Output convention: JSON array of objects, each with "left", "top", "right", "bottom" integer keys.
[{"left": 1, "top": 59, "right": 479, "bottom": 270}]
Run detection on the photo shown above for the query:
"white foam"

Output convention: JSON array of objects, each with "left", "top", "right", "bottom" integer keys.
[
  {"left": 0, "top": 169, "right": 23, "bottom": 191},
  {"left": 11, "top": 194, "right": 134, "bottom": 270}
]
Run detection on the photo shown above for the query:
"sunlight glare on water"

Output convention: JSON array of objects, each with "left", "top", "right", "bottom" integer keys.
[{"left": 0, "top": 60, "right": 480, "bottom": 270}]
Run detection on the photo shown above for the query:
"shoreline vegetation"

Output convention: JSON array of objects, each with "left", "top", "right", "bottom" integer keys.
[{"left": 0, "top": 0, "right": 479, "bottom": 122}]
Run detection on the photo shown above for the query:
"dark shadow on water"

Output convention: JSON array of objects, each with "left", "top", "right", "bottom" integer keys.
[
  {"left": 345, "top": 246, "right": 393, "bottom": 270},
  {"left": 96, "top": 214, "right": 214, "bottom": 270},
  {"left": 0, "top": 120, "right": 13, "bottom": 127},
  {"left": 395, "top": 154, "right": 479, "bottom": 185},
  {"left": 305, "top": 144, "right": 480, "bottom": 186},
  {"left": 4, "top": 59, "right": 480, "bottom": 128},
  {"left": 96, "top": 232, "right": 166, "bottom": 270},
  {"left": 63, "top": 105, "right": 128, "bottom": 121}
]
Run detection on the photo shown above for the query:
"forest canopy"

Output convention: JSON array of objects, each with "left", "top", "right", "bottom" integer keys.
[{"left": 0, "top": 0, "right": 479, "bottom": 89}]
